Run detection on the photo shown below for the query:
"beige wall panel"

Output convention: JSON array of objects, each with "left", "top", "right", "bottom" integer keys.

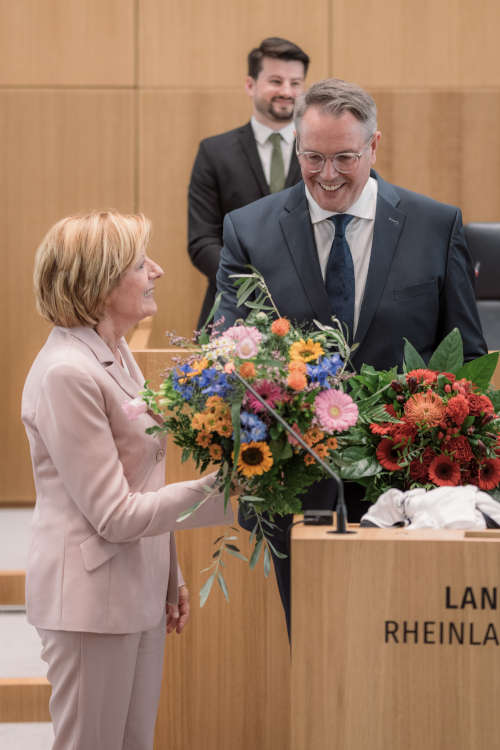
[
  {"left": 0, "top": 0, "right": 135, "bottom": 86},
  {"left": 139, "top": 0, "right": 329, "bottom": 87},
  {"left": 0, "top": 90, "right": 135, "bottom": 502},
  {"left": 139, "top": 90, "right": 252, "bottom": 345},
  {"left": 331, "top": 0, "right": 500, "bottom": 88},
  {"left": 369, "top": 90, "right": 500, "bottom": 223}
]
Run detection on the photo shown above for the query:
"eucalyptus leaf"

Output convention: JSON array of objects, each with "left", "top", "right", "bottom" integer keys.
[
  {"left": 263, "top": 546, "right": 271, "bottom": 577},
  {"left": 176, "top": 498, "right": 206, "bottom": 523},
  {"left": 200, "top": 573, "right": 215, "bottom": 607},
  {"left": 265, "top": 537, "right": 288, "bottom": 559},
  {"left": 217, "top": 571, "right": 229, "bottom": 601},
  {"left": 249, "top": 537, "right": 263, "bottom": 568},
  {"left": 428, "top": 328, "right": 463, "bottom": 373}
]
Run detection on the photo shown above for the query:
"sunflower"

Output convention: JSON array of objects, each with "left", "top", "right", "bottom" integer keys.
[
  {"left": 237, "top": 442, "right": 273, "bottom": 477},
  {"left": 289, "top": 338, "right": 324, "bottom": 363}
]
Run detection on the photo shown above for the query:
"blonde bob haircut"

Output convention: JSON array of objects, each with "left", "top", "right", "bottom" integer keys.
[{"left": 34, "top": 210, "right": 152, "bottom": 327}]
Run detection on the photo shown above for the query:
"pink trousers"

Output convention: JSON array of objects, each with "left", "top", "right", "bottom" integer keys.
[{"left": 37, "top": 614, "right": 166, "bottom": 750}]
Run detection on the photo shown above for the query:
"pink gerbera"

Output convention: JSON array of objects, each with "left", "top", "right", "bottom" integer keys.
[
  {"left": 314, "top": 390, "right": 358, "bottom": 432},
  {"left": 246, "top": 380, "right": 286, "bottom": 412}
]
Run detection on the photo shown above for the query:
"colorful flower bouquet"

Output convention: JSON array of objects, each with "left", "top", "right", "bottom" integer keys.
[
  {"left": 141, "top": 270, "right": 359, "bottom": 603},
  {"left": 331, "top": 329, "right": 500, "bottom": 503}
]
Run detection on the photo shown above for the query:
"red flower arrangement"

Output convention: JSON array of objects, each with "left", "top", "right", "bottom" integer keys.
[{"left": 332, "top": 329, "right": 500, "bottom": 503}]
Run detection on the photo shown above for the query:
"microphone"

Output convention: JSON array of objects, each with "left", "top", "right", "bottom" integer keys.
[{"left": 225, "top": 362, "right": 355, "bottom": 535}]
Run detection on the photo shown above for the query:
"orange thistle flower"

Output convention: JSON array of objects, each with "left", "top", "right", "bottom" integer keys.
[
  {"left": 239, "top": 361, "right": 256, "bottom": 379},
  {"left": 404, "top": 392, "right": 445, "bottom": 428},
  {"left": 271, "top": 317, "right": 291, "bottom": 336},
  {"left": 406, "top": 369, "right": 438, "bottom": 386}
]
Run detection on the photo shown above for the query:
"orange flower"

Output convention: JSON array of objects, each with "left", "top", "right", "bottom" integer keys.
[
  {"left": 195, "top": 431, "right": 211, "bottom": 448},
  {"left": 209, "top": 444, "right": 223, "bottom": 461},
  {"left": 271, "top": 317, "right": 291, "bottom": 336},
  {"left": 305, "top": 427, "right": 324, "bottom": 445},
  {"left": 289, "top": 359, "right": 307, "bottom": 375},
  {"left": 406, "top": 369, "right": 438, "bottom": 386},
  {"left": 314, "top": 443, "right": 329, "bottom": 458},
  {"left": 239, "top": 361, "right": 256, "bottom": 379},
  {"left": 289, "top": 339, "right": 324, "bottom": 363},
  {"left": 404, "top": 392, "right": 445, "bottom": 428},
  {"left": 326, "top": 437, "right": 338, "bottom": 450},
  {"left": 287, "top": 371, "right": 307, "bottom": 391},
  {"left": 304, "top": 454, "right": 315, "bottom": 465}
]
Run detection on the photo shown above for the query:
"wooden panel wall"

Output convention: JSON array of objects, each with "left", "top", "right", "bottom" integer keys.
[{"left": 2, "top": 3, "right": 500, "bottom": 496}]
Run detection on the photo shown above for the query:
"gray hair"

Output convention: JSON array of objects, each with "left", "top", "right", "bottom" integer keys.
[{"left": 294, "top": 78, "right": 377, "bottom": 138}]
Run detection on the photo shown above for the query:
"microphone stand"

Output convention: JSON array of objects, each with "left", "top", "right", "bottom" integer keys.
[{"left": 227, "top": 367, "right": 355, "bottom": 535}]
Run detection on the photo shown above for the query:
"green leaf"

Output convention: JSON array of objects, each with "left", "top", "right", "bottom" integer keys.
[
  {"left": 200, "top": 573, "right": 215, "bottom": 607},
  {"left": 249, "top": 537, "right": 263, "bottom": 569},
  {"left": 265, "top": 537, "right": 288, "bottom": 560},
  {"left": 455, "top": 351, "right": 499, "bottom": 390},
  {"left": 263, "top": 546, "right": 271, "bottom": 577},
  {"left": 403, "top": 338, "right": 426, "bottom": 371},
  {"left": 176, "top": 498, "right": 206, "bottom": 523},
  {"left": 428, "top": 328, "right": 464, "bottom": 373},
  {"left": 217, "top": 571, "right": 229, "bottom": 601},
  {"left": 231, "top": 398, "right": 242, "bottom": 469},
  {"left": 339, "top": 456, "right": 383, "bottom": 480},
  {"left": 225, "top": 546, "right": 248, "bottom": 562},
  {"left": 198, "top": 292, "right": 222, "bottom": 340},
  {"left": 240, "top": 494, "right": 266, "bottom": 503}
]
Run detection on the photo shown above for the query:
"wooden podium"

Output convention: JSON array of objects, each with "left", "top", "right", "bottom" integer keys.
[{"left": 291, "top": 524, "right": 500, "bottom": 750}]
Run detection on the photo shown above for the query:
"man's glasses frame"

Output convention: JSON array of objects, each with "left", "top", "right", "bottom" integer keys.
[{"left": 296, "top": 135, "right": 374, "bottom": 175}]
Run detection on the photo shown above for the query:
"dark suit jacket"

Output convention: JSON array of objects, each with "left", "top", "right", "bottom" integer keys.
[
  {"left": 216, "top": 172, "right": 487, "bottom": 516},
  {"left": 216, "top": 172, "right": 487, "bottom": 370},
  {"left": 188, "top": 121, "right": 302, "bottom": 328}
]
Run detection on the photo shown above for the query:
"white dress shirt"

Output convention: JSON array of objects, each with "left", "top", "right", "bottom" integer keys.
[
  {"left": 305, "top": 176, "right": 378, "bottom": 335},
  {"left": 250, "top": 117, "right": 295, "bottom": 185}
]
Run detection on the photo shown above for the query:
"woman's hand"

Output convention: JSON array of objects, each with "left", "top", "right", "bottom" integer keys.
[{"left": 166, "top": 585, "right": 190, "bottom": 634}]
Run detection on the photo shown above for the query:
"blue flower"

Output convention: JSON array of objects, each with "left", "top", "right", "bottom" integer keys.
[
  {"left": 307, "top": 355, "right": 343, "bottom": 385},
  {"left": 239, "top": 410, "right": 268, "bottom": 443},
  {"left": 199, "top": 368, "right": 232, "bottom": 398}
]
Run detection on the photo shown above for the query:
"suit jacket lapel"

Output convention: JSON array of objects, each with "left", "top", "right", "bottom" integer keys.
[
  {"left": 354, "top": 173, "right": 406, "bottom": 351},
  {"left": 279, "top": 183, "right": 333, "bottom": 324},
  {"left": 237, "top": 123, "right": 269, "bottom": 196},
  {"left": 68, "top": 327, "right": 141, "bottom": 400}
]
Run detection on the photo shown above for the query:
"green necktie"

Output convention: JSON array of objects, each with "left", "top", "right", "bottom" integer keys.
[{"left": 269, "top": 132, "right": 285, "bottom": 193}]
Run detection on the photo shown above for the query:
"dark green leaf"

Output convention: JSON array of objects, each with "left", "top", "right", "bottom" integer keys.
[
  {"left": 428, "top": 328, "right": 463, "bottom": 373},
  {"left": 403, "top": 338, "right": 426, "bottom": 371},
  {"left": 456, "top": 351, "right": 499, "bottom": 390},
  {"left": 339, "top": 456, "right": 383, "bottom": 480}
]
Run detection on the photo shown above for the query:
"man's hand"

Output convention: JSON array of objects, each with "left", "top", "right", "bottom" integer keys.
[{"left": 166, "top": 585, "right": 190, "bottom": 634}]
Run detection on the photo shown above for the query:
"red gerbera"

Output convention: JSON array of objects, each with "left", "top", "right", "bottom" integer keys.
[
  {"left": 477, "top": 458, "right": 500, "bottom": 490},
  {"left": 392, "top": 418, "right": 418, "bottom": 445},
  {"left": 428, "top": 455, "right": 461, "bottom": 487},
  {"left": 246, "top": 380, "right": 285, "bottom": 412},
  {"left": 409, "top": 459, "right": 429, "bottom": 481},
  {"left": 444, "top": 394, "right": 469, "bottom": 426},
  {"left": 370, "top": 421, "right": 395, "bottom": 436},
  {"left": 376, "top": 439, "right": 404, "bottom": 471}
]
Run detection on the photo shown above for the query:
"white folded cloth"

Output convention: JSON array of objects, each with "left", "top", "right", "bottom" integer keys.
[{"left": 361, "top": 485, "right": 500, "bottom": 530}]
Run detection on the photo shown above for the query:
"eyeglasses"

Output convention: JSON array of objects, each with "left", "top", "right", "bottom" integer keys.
[{"left": 296, "top": 137, "right": 374, "bottom": 174}]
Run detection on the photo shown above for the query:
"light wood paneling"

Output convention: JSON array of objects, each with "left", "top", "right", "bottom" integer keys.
[
  {"left": 0, "top": 572, "right": 25, "bottom": 606},
  {"left": 139, "top": 0, "right": 329, "bottom": 87},
  {"left": 0, "top": 90, "right": 135, "bottom": 503},
  {"left": 0, "top": 678, "right": 51, "bottom": 722},
  {"left": 0, "top": 0, "right": 135, "bottom": 86},
  {"left": 373, "top": 90, "right": 500, "bottom": 223},
  {"left": 292, "top": 526, "right": 500, "bottom": 749},
  {"left": 331, "top": 0, "right": 500, "bottom": 88},
  {"left": 133, "top": 349, "right": 290, "bottom": 750},
  {"left": 139, "top": 90, "right": 252, "bottom": 343}
]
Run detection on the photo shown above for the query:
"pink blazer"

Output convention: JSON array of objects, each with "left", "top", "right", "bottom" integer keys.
[{"left": 21, "top": 326, "right": 231, "bottom": 634}]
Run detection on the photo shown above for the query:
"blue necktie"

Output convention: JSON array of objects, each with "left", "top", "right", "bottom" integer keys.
[{"left": 325, "top": 214, "right": 355, "bottom": 339}]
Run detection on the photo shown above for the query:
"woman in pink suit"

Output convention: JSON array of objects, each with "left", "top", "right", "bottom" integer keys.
[{"left": 21, "top": 210, "right": 231, "bottom": 750}]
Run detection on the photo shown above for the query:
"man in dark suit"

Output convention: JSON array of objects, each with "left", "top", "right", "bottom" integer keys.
[
  {"left": 188, "top": 37, "right": 309, "bottom": 329},
  {"left": 216, "top": 78, "right": 488, "bottom": 636}
]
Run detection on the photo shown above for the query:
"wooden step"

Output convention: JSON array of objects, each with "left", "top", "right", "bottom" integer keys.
[
  {"left": 0, "top": 571, "right": 25, "bottom": 606},
  {"left": 0, "top": 678, "right": 50, "bottom": 722}
]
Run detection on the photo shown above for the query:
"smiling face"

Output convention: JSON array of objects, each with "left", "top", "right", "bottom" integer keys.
[
  {"left": 104, "top": 252, "right": 164, "bottom": 331},
  {"left": 297, "top": 106, "right": 380, "bottom": 213},
  {"left": 246, "top": 57, "right": 306, "bottom": 128}
]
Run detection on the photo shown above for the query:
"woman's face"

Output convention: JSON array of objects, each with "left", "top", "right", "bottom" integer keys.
[{"left": 105, "top": 251, "right": 164, "bottom": 330}]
